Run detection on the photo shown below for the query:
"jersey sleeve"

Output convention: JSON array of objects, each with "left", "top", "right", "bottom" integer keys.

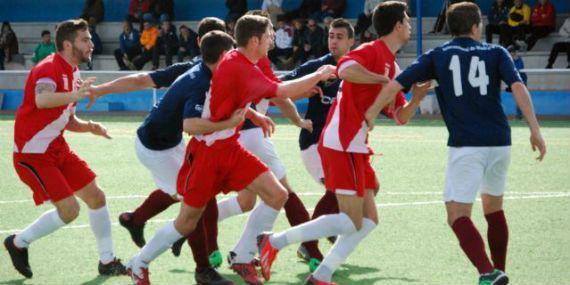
[
  {"left": 33, "top": 62, "right": 58, "bottom": 87},
  {"left": 182, "top": 94, "right": 205, "bottom": 119},
  {"left": 497, "top": 47, "right": 523, "bottom": 87},
  {"left": 337, "top": 43, "right": 377, "bottom": 73},
  {"left": 396, "top": 50, "right": 436, "bottom": 90},
  {"left": 258, "top": 57, "right": 281, "bottom": 83},
  {"left": 150, "top": 62, "right": 194, "bottom": 88},
  {"left": 241, "top": 64, "right": 279, "bottom": 103},
  {"left": 280, "top": 59, "right": 319, "bottom": 81}
]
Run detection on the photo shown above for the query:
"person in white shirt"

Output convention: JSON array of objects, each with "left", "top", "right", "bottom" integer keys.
[{"left": 268, "top": 16, "right": 294, "bottom": 68}]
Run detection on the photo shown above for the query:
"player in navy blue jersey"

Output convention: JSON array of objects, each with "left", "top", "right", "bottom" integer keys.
[{"left": 365, "top": 3, "right": 546, "bottom": 285}]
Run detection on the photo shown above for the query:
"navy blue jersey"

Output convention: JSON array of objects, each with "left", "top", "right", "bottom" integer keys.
[
  {"left": 281, "top": 54, "right": 340, "bottom": 150},
  {"left": 396, "top": 38, "right": 522, "bottom": 147},
  {"left": 149, "top": 56, "right": 201, "bottom": 88},
  {"left": 137, "top": 62, "right": 211, "bottom": 150}
]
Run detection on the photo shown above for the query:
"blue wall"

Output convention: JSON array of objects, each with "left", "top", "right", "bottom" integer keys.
[
  {"left": 1, "top": 0, "right": 568, "bottom": 22},
  {"left": 2, "top": 89, "right": 569, "bottom": 116}
]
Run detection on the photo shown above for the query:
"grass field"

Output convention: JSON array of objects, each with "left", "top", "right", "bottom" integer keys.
[{"left": 1, "top": 114, "right": 569, "bottom": 285}]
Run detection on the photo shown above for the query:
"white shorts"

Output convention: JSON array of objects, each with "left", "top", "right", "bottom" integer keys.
[
  {"left": 300, "top": 144, "right": 324, "bottom": 183},
  {"left": 238, "top": 128, "right": 286, "bottom": 180},
  {"left": 444, "top": 146, "right": 511, "bottom": 203},
  {"left": 135, "top": 135, "right": 185, "bottom": 196}
]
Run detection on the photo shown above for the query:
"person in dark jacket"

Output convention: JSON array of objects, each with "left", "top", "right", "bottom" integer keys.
[
  {"left": 303, "top": 18, "right": 327, "bottom": 59},
  {"left": 0, "top": 21, "right": 20, "bottom": 69},
  {"left": 153, "top": 16, "right": 178, "bottom": 67},
  {"left": 226, "top": 0, "right": 247, "bottom": 22},
  {"left": 151, "top": 0, "right": 175, "bottom": 22},
  {"left": 486, "top": 0, "right": 511, "bottom": 46},
  {"left": 80, "top": 0, "right": 105, "bottom": 24},
  {"left": 115, "top": 20, "right": 142, "bottom": 70},
  {"left": 177, "top": 25, "right": 199, "bottom": 62},
  {"left": 285, "top": 0, "right": 321, "bottom": 21}
]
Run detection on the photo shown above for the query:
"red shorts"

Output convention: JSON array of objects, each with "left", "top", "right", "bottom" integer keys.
[
  {"left": 318, "top": 144, "right": 379, "bottom": 197},
  {"left": 177, "top": 138, "right": 269, "bottom": 208},
  {"left": 13, "top": 146, "right": 96, "bottom": 206}
]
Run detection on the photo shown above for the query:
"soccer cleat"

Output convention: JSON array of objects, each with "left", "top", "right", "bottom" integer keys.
[
  {"left": 230, "top": 262, "right": 263, "bottom": 285},
  {"left": 297, "top": 245, "right": 310, "bottom": 263},
  {"left": 479, "top": 269, "right": 509, "bottom": 285},
  {"left": 209, "top": 250, "right": 223, "bottom": 268},
  {"left": 195, "top": 267, "right": 235, "bottom": 285},
  {"left": 308, "top": 258, "right": 321, "bottom": 273},
  {"left": 4, "top": 234, "right": 33, "bottom": 278},
  {"left": 257, "top": 233, "right": 279, "bottom": 281},
  {"left": 171, "top": 237, "right": 185, "bottom": 257},
  {"left": 118, "top": 212, "right": 146, "bottom": 248},
  {"left": 304, "top": 274, "right": 337, "bottom": 285},
  {"left": 98, "top": 258, "right": 128, "bottom": 276}
]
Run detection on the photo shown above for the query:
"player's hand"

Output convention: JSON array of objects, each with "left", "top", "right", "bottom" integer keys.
[
  {"left": 317, "top": 65, "right": 337, "bottom": 82},
  {"left": 530, "top": 131, "right": 546, "bottom": 161},
  {"left": 364, "top": 109, "right": 377, "bottom": 131},
  {"left": 251, "top": 114, "right": 276, "bottom": 138},
  {"left": 309, "top": 86, "right": 323, "bottom": 97},
  {"left": 295, "top": 118, "right": 313, "bottom": 133},
  {"left": 228, "top": 108, "right": 247, "bottom": 128},
  {"left": 75, "top": 77, "right": 97, "bottom": 109},
  {"left": 411, "top": 81, "right": 431, "bottom": 102},
  {"left": 88, "top": 120, "right": 112, "bottom": 139}
]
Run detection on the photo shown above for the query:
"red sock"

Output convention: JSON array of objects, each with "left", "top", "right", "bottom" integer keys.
[
  {"left": 187, "top": 216, "right": 210, "bottom": 269},
  {"left": 285, "top": 192, "right": 323, "bottom": 260},
  {"left": 203, "top": 198, "right": 219, "bottom": 254},
  {"left": 485, "top": 210, "right": 508, "bottom": 271},
  {"left": 452, "top": 217, "right": 494, "bottom": 274},
  {"left": 312, "top": 190, "right": 338, "bottom": 220},
  {"left": 132, "top": 189, "right": 177, "bottom": 226}
]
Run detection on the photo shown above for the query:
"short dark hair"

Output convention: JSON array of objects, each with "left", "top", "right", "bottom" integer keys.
[
  {"left": 197, "top": 17, "right": 226, "bottom": 38},
  {"left": 41, "top": 30, "right": 51, "bottom": 37},
  {"left": 234, "top": 15, "right": 271, "bottom": 47},
  {"left": 245, "top": 9, "right": 271, "bottom": 19},
  {"left": 446, "top": 2, "right": 482, "bottom": 36},
  {"left": 55, "top": 19, "right": 89, "bottom": 51},
  {"left": 373, "top": 1, "right": 408, "bottom": 37},
  {"left": 200, "top": 31, "right": 235, "bottom": 64},
  {"left": 330, "top": 18, "right": 354, "bottom": 39}
]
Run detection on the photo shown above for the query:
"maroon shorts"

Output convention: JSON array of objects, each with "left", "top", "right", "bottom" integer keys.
[
  {"left": 177, "top": 138, "right": 269, "bottom": 208},
  {"left": 13, "top": 147, "right": 96, "bottom": 205}
]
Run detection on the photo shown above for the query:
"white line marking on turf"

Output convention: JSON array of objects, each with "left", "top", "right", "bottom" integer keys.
[
  {"left": 0, "top": 191, "right": 567, "bottom": 205},
  {"left": 1, "top": 193, "right": 569, "bottom": 234}
]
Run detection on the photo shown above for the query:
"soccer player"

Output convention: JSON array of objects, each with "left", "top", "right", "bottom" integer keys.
[
  {"left": 278, "top": 18, "right": 356, "bottom": 271},
  {"left": 125, "top": 15, "right": 336, "bottom": 285},
  {"left": 364, "top": 2, "right": 546, "bottom": 285},
  {"left": 4, "top": 19, "right": 126, "bottom": 278},
  {"left": 257, "top": 2, "right": 430, "bottom": 284}
]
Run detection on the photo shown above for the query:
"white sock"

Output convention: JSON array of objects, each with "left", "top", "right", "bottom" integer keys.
[
  {"left": 232, "top": 202, "right": 279, "bottom": 263},
  {"left": 88, "top": 206, "right": 115, "bottom": 264},
  {"left": 137, "top": 221, "right": 183, "bottom": 267},
  {"left": 217, "top": 196, "right": 244, "bottom": 222},
  {"left": 14, "top": 209, "right": 66, "bottom": 248},
  {"left": 269, "top": 213, "right": 356, "bottom": 250},
  {"left": 313, "top": 218, "right": 377, "bottom": 282}
]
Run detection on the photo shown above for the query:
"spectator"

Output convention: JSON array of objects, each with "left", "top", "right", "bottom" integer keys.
[
  {"left": 323, "top": 16, "right": 334, "bottom": 33},
  {"left": 87, "top": 18, "right": 103, "bottom": 70},
  {"left": 506, "top": 45, "right": 528, "bottom": 119},
  {"left": 262, "top": 0, "right": 284, "bottom": 24},
  {"left": 114, "top": 20, "right": 141, "bottom": 70},
  {"left": 128, "top": 0, "right": 152, "bottom": 24},
  {"left": 507, "top": 0, "right": 531, "bottom": 48},
  {"left": 0, "top": 22, "right": 20, "bottom": 70},
  {"left": 314, "top": 0, "right": 346, "bottom": 20},
  {"left": 355, "top": 0, "right": 383, "bottom": 37},
  {"left": 133, "top": 19, "right": 159, "bottom": 70},
  {"left": 431, "top": 0, "right": 475, "bottom": 34},
  {"left": 32, "top": 30, "right": 56, "bottom": 64},
  {"left": 80, "top": 0, "right": 104, "bottom": 25},
  {"left": 303, "top": 18, "right": 327, "bottom": 59},
  {"left": 268, "top": 16, "right": 294, "bottom": 68},
  {"left": 486, "top": 0, "right": 511, "bottom": 46},
  {"left": 525, "top": 0, "right": 556, "bottom": 51},
  {"left": 177, "top": 25, "right": 199, "bottom": 63},
  {"left": 150, "top": 0, "right": 175, "bottom": 22},
  {"left": 546, "top": 17, "right": 570, "bottom": 69},
  {"left": 226, "top": 0, "right": 247, "bottom": 22},
  {"left": 153, "top": 16, "right": 178, "bottom": 68},
  {"left": 290, "top": 18, "right": 308, "bottom": 64},
  {"left": 285, "top": 0, "right": 321, "bottom": 21}
]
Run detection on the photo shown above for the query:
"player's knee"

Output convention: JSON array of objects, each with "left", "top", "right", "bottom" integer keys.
[
  {"left": 87, "top": 188, "right": 107, "bottom": 209},
  {"left": 240, "top": 195, "right": 257, "bottom": 212},
  {"left": 174, "top": 217, "right": 197, "bottom": 236},
  {"left": 272, "top": 187, "right": 289, "bottom": 208},
  {"left": 447, "top": 213, "right": 467, "bottom": 227},
  {"left": 57, "top": 200, "right": 80, "bottom": 224}
]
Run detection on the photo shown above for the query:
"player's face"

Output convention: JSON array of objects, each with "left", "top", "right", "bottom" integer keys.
[
  {"left": 72, "top": 30, "right": 94, "bottom": 64},
  {"left": 257, "top": 27, "right": 274, "bottom": 57},
  {"left": 398, "top": 13, "right": 412, "bottom": 44},
  {"left": 328, "top": 27, "right": 353, "bottom": 59}
]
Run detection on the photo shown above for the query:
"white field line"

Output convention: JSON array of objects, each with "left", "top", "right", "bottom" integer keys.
[
  {"left": 1, "top": 192, "right": 569, "bottom": 234},
  {"left": 0, "top": 191, "right": 567, "bottom": 205}
]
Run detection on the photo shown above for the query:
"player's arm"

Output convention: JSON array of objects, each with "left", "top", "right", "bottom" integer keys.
[
  {"left": 35, "top": 77, "right": 95, "bottom": 109},
  {"left": 395, "top": 82, "right": 432, "bottom": 124},
  {"left": 65, "top": 114, "right": 111, "bottom": 139},
  {"left": 365, "top": 80, "right": 404, "bottom": 129},
  {"left": 274, "top": 65, "right": 336, "bottom": 99},
  {"left": 279, "top": 60, "right": 324, "bottom": 101},
  {"left": 183, "top": 108, "right": 247, "bottom": 135},
  {"left": 90, "top": 73, "right": 155, "bottom": 97},
  {"left": 338, "top": 61, "right": 389, "bottom": 84},
  {"left": 270, "top": 97, "right": 313, "bottom": 132},
  {"left": 245, "top": 108, "right": 276, "bottom": 137},
  {"left": 511, "top": 82, "right": 546, "bottom": 161}
]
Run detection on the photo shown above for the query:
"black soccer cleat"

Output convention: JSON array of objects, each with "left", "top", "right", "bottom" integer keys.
[
  {"left": 4, "top": 234, "right": 33, "bottom": 278},
  {"left": 118, "top": 212, "right": 146, "bottom": 248},
  {"left": 171, "top": 237, "right": 185, "bottom": 257},
  {"left": 195, "top": 267, "right": 235, "bottom": 285},
  {"left": 98, "top": 258, "right": 128, "bottom": 276}
]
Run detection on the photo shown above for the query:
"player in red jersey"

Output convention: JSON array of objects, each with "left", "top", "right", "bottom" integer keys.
[
  {"left": 125, "top": 15, "right": 335, "bottom": 285},
  {"left": 258, "top": 2, "right": 431, "bottom": 284},
  {"left": 4, "top": 19, "right": 126, "bottom": 279}
]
